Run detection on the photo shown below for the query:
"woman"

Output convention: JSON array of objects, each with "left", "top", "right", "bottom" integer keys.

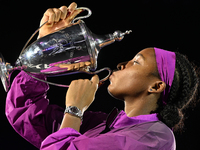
[{"left": 5, "top": 2, "right": 199, "bottom": 150}]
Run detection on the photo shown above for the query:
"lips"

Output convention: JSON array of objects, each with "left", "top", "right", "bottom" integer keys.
[
  {"left": 109, "top": 71, "right": 116, "bottom": 80},
  {"left": 109, "top": 74, "right": 112, "bottom": 80}
]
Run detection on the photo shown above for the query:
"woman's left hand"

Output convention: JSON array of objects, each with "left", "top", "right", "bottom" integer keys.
[
  {"left": 55, "top": 61, "right": 91, "bottom": 71},
  {"left": 38, "top": 2, "right": 82, "bottom": 38}
]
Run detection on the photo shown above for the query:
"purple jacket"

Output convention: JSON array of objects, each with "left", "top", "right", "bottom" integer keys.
[{"left": 5, "top": 71, "right": 176, "bottom": 150}]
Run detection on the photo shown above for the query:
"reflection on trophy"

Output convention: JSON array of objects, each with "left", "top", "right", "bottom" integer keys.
[{"left": 0, "top": 7, "right": 131, "bottom": 92}]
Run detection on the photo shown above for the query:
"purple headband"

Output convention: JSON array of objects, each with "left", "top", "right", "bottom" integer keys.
[{"left": 154, "top": 47, "right": 176, "bottom": 106}]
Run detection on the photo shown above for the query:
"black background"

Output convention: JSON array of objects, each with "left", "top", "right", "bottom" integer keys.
[{"left": 0, "top": 0, "right": 200, "bottom": 149}]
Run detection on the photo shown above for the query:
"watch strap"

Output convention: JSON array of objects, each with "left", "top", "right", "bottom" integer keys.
[{"left": 64, "top": 106, "right": 83, "bottom": 121}]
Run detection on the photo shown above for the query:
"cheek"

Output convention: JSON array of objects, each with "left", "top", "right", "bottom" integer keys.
[
  {"left": 108, "top": 83, "right": 126, "bottom": 100},
  {"left": 108, "top": 71, "right": 146, "bottom": 99}
]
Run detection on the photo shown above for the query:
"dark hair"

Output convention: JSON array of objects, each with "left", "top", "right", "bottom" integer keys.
[{"left": 154, "top": 52, "right": 200, "bottom": 132}]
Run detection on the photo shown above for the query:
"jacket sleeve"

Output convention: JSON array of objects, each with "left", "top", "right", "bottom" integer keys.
[
  {"left": 5, "top": 71, "right": 64, "bottom": 149},
  {"left": 40, "top": 122, "right": 175, "bottom": 150},
  {"left": 41, "top": 128, "right": 140, "bottom": 150}
]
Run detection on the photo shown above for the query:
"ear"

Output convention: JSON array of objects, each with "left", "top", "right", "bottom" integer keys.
[{"left": 148, "top": 81, "right": 166, "bottom": 94}]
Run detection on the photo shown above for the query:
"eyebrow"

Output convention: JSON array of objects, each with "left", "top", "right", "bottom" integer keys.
[{"left": 136, "top": 53, "right": 145, "bottom": 60}]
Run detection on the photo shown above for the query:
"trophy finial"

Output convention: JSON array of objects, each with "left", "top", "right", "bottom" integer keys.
[
  {"left": 94, "top": 30, "right": 132, "bottom": 49},
  {"left": 113, "top": 30, "right": 132, "bottom": 41}
]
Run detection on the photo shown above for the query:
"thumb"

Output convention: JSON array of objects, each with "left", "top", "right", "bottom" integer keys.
[{"left": 91, "top": 75, "right": 99, "bottom": 86}]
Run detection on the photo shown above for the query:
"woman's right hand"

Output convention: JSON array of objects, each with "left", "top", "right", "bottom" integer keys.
[{"left": 65, "top": 75, "right": 99, "bottom": 113}]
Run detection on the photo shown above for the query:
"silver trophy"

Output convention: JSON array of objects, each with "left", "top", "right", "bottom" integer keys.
[{"left": 0, "top": 7, "right": 131, "bottom": 92}]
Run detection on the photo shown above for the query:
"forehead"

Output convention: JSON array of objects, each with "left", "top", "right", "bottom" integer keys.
[
  {"left": 137, "top": 48, "right": 155, "bottom": 59},
  {"left": 136, "top": 47, "right": 157, "bottom": 69}
]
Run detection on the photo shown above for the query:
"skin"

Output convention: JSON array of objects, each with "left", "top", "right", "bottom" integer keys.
[
  {"left": 38, "top": 2, "right": 82, "bottom": 39},
  {"left": 38, "top": 2, "right": 166, "bottom": 132},
  {"left": 108, "top": 48, "right": 166, "bottom": 117}
]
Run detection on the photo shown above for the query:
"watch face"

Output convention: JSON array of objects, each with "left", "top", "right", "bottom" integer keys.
[
  {"left": 70, "top": 106, "right": 79, "bottom": 114},
  {"left": 65, "top": 106, "right": 82, "bottom": 119}
]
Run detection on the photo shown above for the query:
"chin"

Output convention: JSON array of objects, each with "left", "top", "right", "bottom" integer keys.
[{"left": 107, "top": 85, "right": 124, "bottom": 101}]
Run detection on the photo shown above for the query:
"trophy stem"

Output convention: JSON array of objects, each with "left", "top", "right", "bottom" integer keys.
[{"left": 0, "top": 53, "right": 13, "bottom": 92}]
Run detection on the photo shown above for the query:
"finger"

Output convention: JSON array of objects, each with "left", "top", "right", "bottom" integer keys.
[
  {"left": 55, "top": 63, "right": 70, "bottom": 69},
  {"left": 59, "top": 6, "right": 68, "bottom": 19},
  {"left": 53, "top": 8, "right": 61, "bottom": 22},
  {"left": 79, "top": 62, "right": 85, "bottom": 68},
  {"left": 85, "top": 61, "right": 91, "bottom": 66},
  {"left": 67, "top": 64, "right": 75, "bottom": 70},
  {"left": 68, "top": 2, "right": 77, "bottom": 13},
  {"left": 74, "top": 63, "right": 80, "bottom": 70},
  {"left": 91, "top": 75, "right": 99, "bottom": 86},
  {"left": 79, "top": 61, "right": 91, "bottom": 71},
  {"left": 65, "top": 9, "right": 82, "bottom": 23},
  {"left": 44, "top": 8, "right": 55, "bottom": 24}
]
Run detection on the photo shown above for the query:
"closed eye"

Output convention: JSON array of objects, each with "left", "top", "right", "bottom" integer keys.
[{"left": 133, "top": 61, "right": 139, "bottom": 64}]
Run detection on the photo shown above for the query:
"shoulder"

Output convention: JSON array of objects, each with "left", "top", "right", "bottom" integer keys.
[
  {"left": 120, "top": 121, "right": 175, "bottom": 149},
  {"left": 148, "top": 121, "right": 175, "bottom": 141},
  {"left": 142, "top": 121, "right": 176, "bottom": 149}
]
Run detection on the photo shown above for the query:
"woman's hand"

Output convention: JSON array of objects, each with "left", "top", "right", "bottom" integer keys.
[
  {"left": 60, "top": 75, "right": 98, "bottom": 131},
  {"left": 38, "top": 2, "right": 82, "bottom": 39},
  {"left": 65, "top": 75, "right": 99, "bottom": 113},
  {"left": 55, "top": 61, "right": 91, "bottom": 71}
]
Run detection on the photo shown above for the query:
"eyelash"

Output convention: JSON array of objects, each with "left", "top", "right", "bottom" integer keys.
[{"left": 133, "top": 61, "right": 139, "bottom": 64}]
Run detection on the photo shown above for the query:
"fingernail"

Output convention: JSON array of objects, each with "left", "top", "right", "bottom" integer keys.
[
  {"left": 46, "top": 23, "right": 53, "bottom": 27},
  {"left": 67, "top": 11, "right": 71, "bottom": 17}
]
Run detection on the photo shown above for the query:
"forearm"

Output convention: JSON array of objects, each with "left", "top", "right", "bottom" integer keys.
[{"left": 59, "top": 113, "right": 82, "bottom": 132}]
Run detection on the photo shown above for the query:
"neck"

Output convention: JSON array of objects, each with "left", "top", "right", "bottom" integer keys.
[{"left": 124, "top": 95, "right": 158, "bottom": 117}]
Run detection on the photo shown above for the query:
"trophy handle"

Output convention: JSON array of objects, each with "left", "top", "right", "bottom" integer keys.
[
  {"left": 20, "top": 7, "right": 92, "bottom": 57},
  {"left": 72, "top": 7, "right": 92, "bottom": 23},
  {"left": 24, "top": 67, "right": 112, "bottom": 88}
]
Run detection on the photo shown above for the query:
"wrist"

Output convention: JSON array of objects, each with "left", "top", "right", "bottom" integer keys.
[
  {"left": 64, "top": 106, "right": 83, "bottom": 121},
  {"left": 59, "top": 113, "right": 82, "bottom": 131}
]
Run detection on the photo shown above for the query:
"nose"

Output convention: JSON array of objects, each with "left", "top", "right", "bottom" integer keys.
[{"left": 117, "top": 61, "right": 128, "bottom": 70}]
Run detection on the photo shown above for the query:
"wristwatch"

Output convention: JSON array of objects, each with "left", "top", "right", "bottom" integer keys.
[{"left": 64, "top": 106, "right": 83, "bottom": 121}]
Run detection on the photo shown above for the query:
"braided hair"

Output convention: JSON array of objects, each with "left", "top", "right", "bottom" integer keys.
[{"left": 154, "top": 52, "right": 200, "bottom": 132}]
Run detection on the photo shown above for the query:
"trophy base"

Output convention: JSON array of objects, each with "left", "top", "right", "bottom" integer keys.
[{"left": 0, "top": 53, "right": 10, "bottom": 92}]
